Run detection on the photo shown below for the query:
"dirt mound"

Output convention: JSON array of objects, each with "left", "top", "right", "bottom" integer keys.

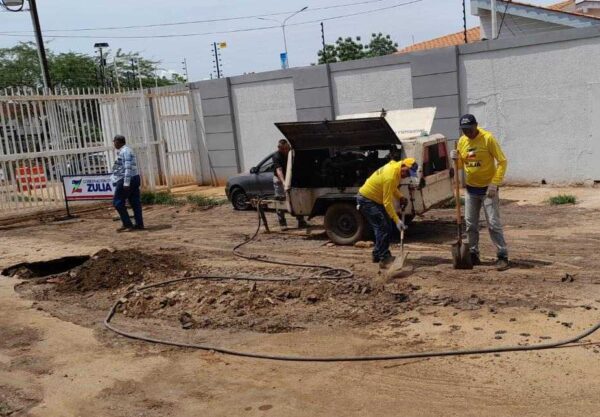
[
  {"left": 121, "top": 276, "right": 422, "bottom": 333},
  {"left": 58, "top": 249, "right": 183, "bottom": 293}
]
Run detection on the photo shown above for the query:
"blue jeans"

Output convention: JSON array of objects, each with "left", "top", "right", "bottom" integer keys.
[
  {"left": 113, "top": 175, "right": 143, "bottom": 228},
  {"left": 465, "top": 191, "right": 508, "bottom": 259},
  {"left": 357, "top": 195, "right": 391, "bottom": 261}
]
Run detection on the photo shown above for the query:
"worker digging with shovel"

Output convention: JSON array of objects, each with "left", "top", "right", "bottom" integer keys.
[
  {"left": 451, "top": 114, "right": 510, "bottom": 271},
  {"left": 357, "top": 150, "right": 418, "bottom": 269}
]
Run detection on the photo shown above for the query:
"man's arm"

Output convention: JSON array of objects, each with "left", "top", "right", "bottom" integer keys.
[
  {"left": 489, "top": 136, "right": 507, "bottom": 185},
  {"left": 275, "top": 167, "right": 285, "bottom": 184},
  {"left": 383, "top": 179, "right": 400, "bottom": 225},
  {"left": 122, "top": 148, "right": 133, "bottom": 187}
]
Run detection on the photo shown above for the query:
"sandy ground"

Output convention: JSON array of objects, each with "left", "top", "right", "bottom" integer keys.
[{"left": 1, "top": 186, "right": 600, "bottom": 416}]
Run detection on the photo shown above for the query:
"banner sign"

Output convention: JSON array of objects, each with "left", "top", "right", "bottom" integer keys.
[{"left": 62, "top": 174, "right": 114, "bottom": 201}]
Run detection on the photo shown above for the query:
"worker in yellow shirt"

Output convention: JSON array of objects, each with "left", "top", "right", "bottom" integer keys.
[
  {"left": 450, "top": 114, "right": 509, "bottom": 271},
  {"left": 357, "top": 150, "right": 418, "bottom": 269}
]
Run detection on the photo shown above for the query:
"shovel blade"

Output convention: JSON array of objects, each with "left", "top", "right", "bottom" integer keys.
[{"left": 452, "top": 241, "right": 473, "bottom": 270}]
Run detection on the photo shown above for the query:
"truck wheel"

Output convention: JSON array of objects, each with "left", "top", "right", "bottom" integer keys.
[{"left": 324, "top": 203, "right": 367, "bottom": 246}]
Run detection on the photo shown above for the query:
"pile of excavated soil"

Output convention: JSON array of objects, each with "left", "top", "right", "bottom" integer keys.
[
  {"left": 57, "top": 249, "right": 184, "bottom": 293},
  {"left": 120, "top": 276, "right": 423, "bottom": 333}
]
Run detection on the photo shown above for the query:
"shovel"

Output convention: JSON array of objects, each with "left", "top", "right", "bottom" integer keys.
[
  {"left": 384, "top": 211, "right": 412, "bottom": 281},
  {"left": 451, "top": 157, "right": 473, "bottom": 270}
]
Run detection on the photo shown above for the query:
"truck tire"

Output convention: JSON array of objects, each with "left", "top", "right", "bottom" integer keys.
[{"left": 324, "top": 203, "right": 367, "bottom": 246}]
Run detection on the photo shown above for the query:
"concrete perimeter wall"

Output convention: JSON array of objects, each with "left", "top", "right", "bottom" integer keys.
[{"left": 189, "top": 26, "right": 600, "bottom": 185}]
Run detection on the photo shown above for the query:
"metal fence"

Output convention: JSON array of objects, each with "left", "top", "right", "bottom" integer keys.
[{"left": 0, "top": 86, "right": 200, "bottom": 218}]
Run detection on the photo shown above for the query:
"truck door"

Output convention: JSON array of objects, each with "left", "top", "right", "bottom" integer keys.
[{"left": 419, "top": 139, "right": 453, "bottom": 210}]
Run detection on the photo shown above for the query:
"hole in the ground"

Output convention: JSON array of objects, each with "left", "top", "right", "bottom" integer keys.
[{"left": 1, "top": 256, "right": 91, "bottom": 278}]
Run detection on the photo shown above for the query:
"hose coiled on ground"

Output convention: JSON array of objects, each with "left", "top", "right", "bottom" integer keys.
[{"left": 104, "top": 201, "right": 600, "bottom": 362}]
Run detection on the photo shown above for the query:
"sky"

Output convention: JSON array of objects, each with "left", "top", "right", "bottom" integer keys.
[{"left": 0, "top": 0, "right": 561, "bottom": 81}]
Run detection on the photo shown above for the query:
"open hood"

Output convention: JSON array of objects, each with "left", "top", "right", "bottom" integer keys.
[
  {"left": 275, "top": 117, "right": 400, "bottom": 151},
  {"left": 337, "top": 107, "right": 436, "bottom": 140}
]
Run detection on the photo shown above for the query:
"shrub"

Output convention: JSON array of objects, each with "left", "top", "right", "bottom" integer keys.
[
  {"left": 549, "top": 194, "right": 576, "bottom": 205},
  {"left": 185, "top": 194, "right": 226, "bottom": 207},
  {"left": 140, "top": 191, "right": 179, "bottom": 205}
]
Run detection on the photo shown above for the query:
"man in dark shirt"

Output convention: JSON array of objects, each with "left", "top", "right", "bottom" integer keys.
[{"left": 272, "top": 139, "right": 307, "bottom": 229}]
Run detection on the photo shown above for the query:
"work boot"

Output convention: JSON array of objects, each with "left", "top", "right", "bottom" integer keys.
[
  {"left": 496, "top": 257, "right": 510, "bottom": 271},
  {"left": 372, "top": 255, "right": 380, "bottom": 263},
  {"left": 470, "top": 252, "right": 481, "bottom": 266},
  {"left": 116, "top": 226, "right": 133, "bottom": 232},
  {"left": 379, "top": 255, "right": 396, "bottom": 269},
  {"left": 297, "top": 219, "right": 309, "bottom": 229}
]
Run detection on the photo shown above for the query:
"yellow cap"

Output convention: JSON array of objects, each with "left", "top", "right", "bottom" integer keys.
[{"left": 401, "top": 157, "right": 416, "bottom": 168}]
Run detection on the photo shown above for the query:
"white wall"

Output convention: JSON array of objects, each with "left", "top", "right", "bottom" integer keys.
[
  {"left": 460, "top": 37, "right": 600, "bottom": 184},
  {"left": 231, "top": 78, "right": 297, "bottom": 171},
  {"left": 331, "top": 65, "right": 413, "bottom": 116}
]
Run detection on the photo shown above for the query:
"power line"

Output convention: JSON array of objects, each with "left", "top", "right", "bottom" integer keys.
[
  {"left": 0, "top": 0, "right": 423, "bottom": 39},
  {"left": 497, "top": 0, "right": 513, "bottom": 36},
  {"left": 0, "top": 0, "right": 405, "bottom": 33}
]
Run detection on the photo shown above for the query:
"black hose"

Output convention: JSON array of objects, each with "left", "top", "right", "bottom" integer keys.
[
  {"left": 232, "top": 200, "right": 353, "bottom": 279},
  {"left": 103, "top": 200, "right": 600, "bottom": 362}
]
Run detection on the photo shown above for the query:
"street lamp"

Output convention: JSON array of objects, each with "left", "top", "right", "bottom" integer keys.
[
  {"left": 94, "top": 42, "right": 109, "bottom": 88},
  {"left": 258, "top": 6, "right": 308, "bottom": 69}
]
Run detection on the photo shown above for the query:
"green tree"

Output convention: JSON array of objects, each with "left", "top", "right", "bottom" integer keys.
[
  {"left": 335, "top": 36, "right": 366, "bottom": 62},
  {"left": 51, "top": 52, "right": 98, "bottom": 89},
  {"left": 317, "top": 44, "right": 338, "bottom": 64},
  {"left": 315, "top": 33, "right": 399, "bottom": 64},
  {"left": 0, "top": 42, "right": 185, "bottom": 90},
  {"left": 0, "top": 42, "right": 41, "bottom": 89},
  {"left": 366, "top": 33, "right": 399, "bottom": 57}
]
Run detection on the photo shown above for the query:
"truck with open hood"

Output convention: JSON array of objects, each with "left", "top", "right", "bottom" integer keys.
[{"left": 254, "top": 107, "right": 454, "bottom": 244}]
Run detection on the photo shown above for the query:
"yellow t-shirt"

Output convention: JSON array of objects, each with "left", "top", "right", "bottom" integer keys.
[
  {"left": 358, "top": 160, "right": 404, "bottom": 224},
  {"left": 457, "top": 128, "right": 507, "bottom": 187}
]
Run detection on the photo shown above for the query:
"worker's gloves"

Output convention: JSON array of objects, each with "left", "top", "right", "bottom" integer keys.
[
  {"left": 487, "top": 184, "right": 498, "bottom": 199},
  {"left": 396, "top": 220, "right": 408, "bottom": 232},
  {"left": 450, "top": 149, "right": 459, "bottom": 160}
]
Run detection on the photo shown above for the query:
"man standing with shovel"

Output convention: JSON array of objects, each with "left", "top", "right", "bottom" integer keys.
[{"left": 450, "top": 115, "right": 509, "bottom": 271}]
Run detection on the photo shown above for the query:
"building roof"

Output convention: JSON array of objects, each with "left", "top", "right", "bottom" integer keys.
[
  {"left": 396, "top": 0, "right": 598, "bottom": 54},
  {"left": 399, "top": 27, "right": 481, "bottom": 53}
]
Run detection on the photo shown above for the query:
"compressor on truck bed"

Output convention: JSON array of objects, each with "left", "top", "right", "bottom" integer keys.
[{"left": 226, "top": 108, "right": 455, "bottom": 245}]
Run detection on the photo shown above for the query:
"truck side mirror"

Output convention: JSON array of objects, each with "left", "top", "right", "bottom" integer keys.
[{"left": 250, "top": 167, "right": 258, "bottom": 174}]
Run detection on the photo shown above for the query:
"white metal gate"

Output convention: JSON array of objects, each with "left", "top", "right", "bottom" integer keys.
[
  {"left": 0, "top": 87, "right": 200, "bottom": 218},
  {"left": 151, "top": 87, "right": 200, "bottom": 188}
]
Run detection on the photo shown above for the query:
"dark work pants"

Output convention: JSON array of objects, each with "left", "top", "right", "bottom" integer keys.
[
  {"left": 357, "top": 195, "right": 391, "bottom": 261},
  {"left": 113, "top": 175, "right": 143, "bottom": 228}
]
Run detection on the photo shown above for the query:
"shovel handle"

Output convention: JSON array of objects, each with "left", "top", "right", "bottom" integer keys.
[{"left": 454, "top": 153, "right": 462, "bottom": 244}]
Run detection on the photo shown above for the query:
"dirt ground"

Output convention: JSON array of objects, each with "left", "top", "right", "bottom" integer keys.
[{"left": 1, "top": 186, "right": 600, "bottom": 416}]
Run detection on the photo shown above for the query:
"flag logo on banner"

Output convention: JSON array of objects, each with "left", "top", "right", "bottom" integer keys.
[{"left": 72, "top": 178, "right": 83, "bottom": 193}]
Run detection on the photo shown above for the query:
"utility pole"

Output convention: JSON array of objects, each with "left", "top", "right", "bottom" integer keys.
[
  {"left": 462, "top": 0, "right": 468, "bottom": 44},
  {"left": 212, "top": 42, "right": 222, "bottom": 79},
  {"left": 182, "top": 58, "right": 189, "bottom": 82},
  {"left": 320, "top": 22, "right": 326, "bottom": 50},
  {"left": 2, "top": 0, "right": 51, "bottom": 90},
  {"left": 94, "top": 42, "right": 109, "bottom": 87},
  {"left": 28, "top": 0, "right": 51, "bottom": 90}
]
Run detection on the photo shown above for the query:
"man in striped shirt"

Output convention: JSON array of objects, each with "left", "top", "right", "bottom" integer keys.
[{"left": 110, "top": 135, "right": 144, "bottom": 232}]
